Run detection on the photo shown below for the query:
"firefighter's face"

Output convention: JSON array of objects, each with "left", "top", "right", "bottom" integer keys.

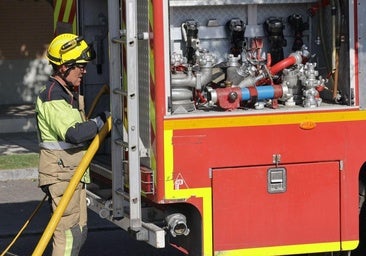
[{"left": 63, "top": 63, "right": 87, "bottom": 87}]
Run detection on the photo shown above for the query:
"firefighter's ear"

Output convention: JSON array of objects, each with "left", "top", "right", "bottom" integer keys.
[
  {"left": 59, "top": 64, "right": 68, "bottom": 73},
  {"left": 60, "top": 64, "right": 75, "bottom": 73}
]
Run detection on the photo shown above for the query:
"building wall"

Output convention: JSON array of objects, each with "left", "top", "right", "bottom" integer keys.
[{"left": 0, "top": 0, "right": 54, "bottom": 105}]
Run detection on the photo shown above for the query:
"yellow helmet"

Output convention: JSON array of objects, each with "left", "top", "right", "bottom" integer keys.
[{"left": 47, "top": 33, "right": 95, "bottom": 66}]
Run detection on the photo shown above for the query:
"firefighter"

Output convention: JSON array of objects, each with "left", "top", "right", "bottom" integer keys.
[{"left": 35, "top": 33, "right": 109, "bottom": 256}]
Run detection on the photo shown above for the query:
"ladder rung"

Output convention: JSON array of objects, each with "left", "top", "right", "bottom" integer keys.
[
  {"left": 113, "top": 88, "right": 128, "bottom": 96},
  {"left": 112, "top": 36, "right": 125, "bottom": 44},
  {"left": 115, "top": 138, "right": 129, "bottom": 148},
  {"left": 115, "top": 188, "right": 129, "bottom": 200}
]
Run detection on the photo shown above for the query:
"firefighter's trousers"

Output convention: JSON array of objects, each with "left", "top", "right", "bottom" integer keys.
[{"left": 43, "top": 181, "right": 87, "bottom": 256}]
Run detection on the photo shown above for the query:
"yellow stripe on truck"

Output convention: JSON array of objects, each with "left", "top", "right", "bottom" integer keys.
[
  {"left": 164, "top": 129, "right": 213, "bottom": 256},
  {"left": 164, "top": 109, "right": 366, "bottom": 130},
  {"left": 215, "top": 240, "right": 358, "bottom": 255}
]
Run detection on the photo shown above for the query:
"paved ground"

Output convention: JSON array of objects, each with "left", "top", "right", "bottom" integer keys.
[
  {"left": 0, "top": 132, "right": 38, "bottom": 156},
  {"left": 0, "top": 104, "right": 35, "bottom": 118},
  {"left": 0, "top": 133, "right": 185, "bottom": 255},
  {"left": 0, "top": 104, "right": 36, "bottom": 134},
  {"left": 0, "top": 179, "right": 185, "bottom": 256},
  {"left": 0, "top": 104, "right": 38, "bottom": 155},
  {"left": 0, "top": 112, "right": 184, "bottom": 255}
]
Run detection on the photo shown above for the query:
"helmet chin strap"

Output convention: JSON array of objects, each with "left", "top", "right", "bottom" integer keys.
[{"left": 55, "top": 66, "right": 76, "bottom": 90}]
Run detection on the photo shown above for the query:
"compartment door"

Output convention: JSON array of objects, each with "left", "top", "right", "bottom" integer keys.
[{"left": 212, "top": 161, "right": 341, "bottom": 252}]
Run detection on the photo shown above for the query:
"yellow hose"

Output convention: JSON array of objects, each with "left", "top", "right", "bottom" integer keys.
[
  {"left": 86, "top": 84, "right": 110, "bottom": 119},
  {"left": 0, "top": 195, "right": 47, "bottom": 256},
  {"left": 32, "top": 116, "right": 112, "bottom": 256}
]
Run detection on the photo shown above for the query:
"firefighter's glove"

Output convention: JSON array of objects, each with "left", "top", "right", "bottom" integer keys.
[
  {"left": 91, "top": 111, "right": 111, "bottom": 131},
  {"left": 99, "top": 111, "right": 111, "bottom": 122}
]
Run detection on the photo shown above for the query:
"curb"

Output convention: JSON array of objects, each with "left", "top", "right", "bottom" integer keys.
[{"left": 0, "top": 168, "right": 38, "bottom": 181}]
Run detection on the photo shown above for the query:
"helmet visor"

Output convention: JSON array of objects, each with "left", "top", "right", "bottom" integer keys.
[
  {"left": 74, "top": 44, "right": 96, "bottom": 63},
  {"left": 63, "top": 44, "right": 95, "bottom": 65},
  {"left": 59, "top": 35, "right": 95, "bottom": 65}
]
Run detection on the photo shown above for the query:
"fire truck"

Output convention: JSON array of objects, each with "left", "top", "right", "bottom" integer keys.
[{"left": 53, "top": 0, "right": 366, "bottom": 255}]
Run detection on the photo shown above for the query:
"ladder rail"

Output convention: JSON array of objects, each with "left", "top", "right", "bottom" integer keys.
[
  {"left": 108, "top": 0, "right": 124, "bottom": 220},
  {"left": 108, "top": 0, "right": 142, "bottom": 230},
  {"left": 125, "top": 0, "right": 142, "bottom": 231}
]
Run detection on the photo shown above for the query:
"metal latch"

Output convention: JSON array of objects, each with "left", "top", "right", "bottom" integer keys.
[{"left": 267, "top": 167, "right": 287, "bottom": 193}]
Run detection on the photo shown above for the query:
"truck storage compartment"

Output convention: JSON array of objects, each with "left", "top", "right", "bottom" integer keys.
[{"left": 212, "top": 161, "right": 341, "bottom": 253}]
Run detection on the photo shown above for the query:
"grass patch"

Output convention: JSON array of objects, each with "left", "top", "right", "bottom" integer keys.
[{"left": 0, "top": 153, "right": 39, "bottom": 170}]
